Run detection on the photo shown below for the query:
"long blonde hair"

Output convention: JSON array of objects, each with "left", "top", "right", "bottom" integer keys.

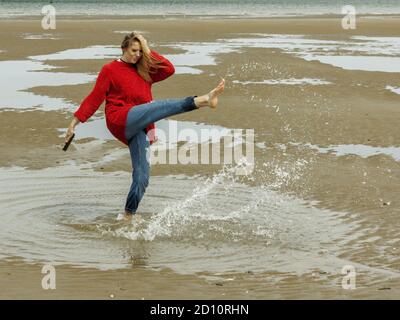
[{"left": 121, "top": 32, "right": 167, "bottom": 82}]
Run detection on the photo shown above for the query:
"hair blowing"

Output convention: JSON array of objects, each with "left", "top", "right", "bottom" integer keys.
[{"left": 121, "top": 32, "right": 168, "bottom": 82}]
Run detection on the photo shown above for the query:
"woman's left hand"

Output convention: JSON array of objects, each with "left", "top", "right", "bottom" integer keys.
[{"left": 136, "top": 34, "right": 151, "bottom": 54}]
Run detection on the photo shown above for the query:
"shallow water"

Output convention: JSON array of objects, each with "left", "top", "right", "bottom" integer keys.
[
  {"left": 0, "top": 60, "right": 95, "bottom": 110},
  {"left": 291, "top": 142, "right": 400, "bottom": 162},
  {"left": 386, "top": 85, "right": 400, "bottom": 95},
  {"left": 29, "top": 45, "right": 121, "bottom": 61},
  {"left": 0, "top": 44, "right": 221, "bottom": 111},
  {"left": 233, "top": 78, "right": 332, "bottom": 85},
  {"left": 29, "top": 45, "right": 207, "bottom": 75},
  {"left": 22, "top": 34, "right": 400, "bottom": 90},
  {"left": 0, "top": 163, "right": 364, "bottom": 277},
  {"left": 301, "top": 54, "right": 400, "bottom": 72},
  {"left": 21, "top": 33, "right": 61, "bottom": 40},
  {"left": 57, "top": 118, "right": 237, "bottom": 148},
  {"left": 222, "top": 34, "right": 400, "bottom": 72}
]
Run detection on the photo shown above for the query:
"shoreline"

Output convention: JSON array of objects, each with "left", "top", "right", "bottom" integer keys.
[{"left": 1, "top": 13, "right": 400, "bottom": 20}]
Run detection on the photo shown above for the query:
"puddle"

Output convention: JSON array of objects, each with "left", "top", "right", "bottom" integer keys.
[
  {"left": 223, "top": 34, "right": 400, "bottom": 56},
  {"left": 301, "top": 54, "right": 400, "bottom": 72},
  {"left": 0, "top": 163, "right": 363, "bottom": 276},
  {"left": 350, "top": 36, "right": 400, "bottom": 56},
  {"left": 291, "top": 142, "right": 400, "bottom": 162},
  {"left": 0, "top": 60, "right": 95, "bottom": 110},
  {"left": 26, "top": 34, "right": 400, "bottom": 80},
  {"left": 256, "top": 142, "right": 267, "bottom": 149},
  {"left": 386, "top": 85, "right": 400, "bottom": 95},
  {"left": 57, "top": 117, "right": 243, "bottom": 149},
  {"left": 233, "top": 78, "right": 332, "bottom": 85},
  {"left": 113, "top": 30, "right": 148, "bottom": 34},
  {"left": 29, "top": 45, "right": 121, "bottom": 61},
  {"left": 29, "top": 45, "right": 206, "bottom": 74},
  {"left": 222, "top": 34, "right": 400, "bottom": 72},
  {"left": 162, "top": 43, "right": 237, "bottom": 73},
  {"left": 57, "top": 117, "right": 114, "bottom": 142},
  {"left": 174, "top": 66, "right": 203, "bottom": 74},
  {"left": 3, "top": 33, "right": 398, "bottom": 122},
  {"left": 22, "top": 33, "right": 61, "bottom": 40},
  {"left": 154, "top": 119, "right": 233, "bottom": 147}
]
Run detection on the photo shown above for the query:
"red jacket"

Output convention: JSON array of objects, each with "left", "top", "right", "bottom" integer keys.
[{"left": 74, "top": 51, "right": 175, "bottom": 146}]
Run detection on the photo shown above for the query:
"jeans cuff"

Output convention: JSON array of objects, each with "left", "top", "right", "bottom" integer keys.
[
  {"left": 183, "top": 95, "right": 198, "bottom": 111},
  {"left": 124, "top": 208, "right": 135, "bottom": 214}
]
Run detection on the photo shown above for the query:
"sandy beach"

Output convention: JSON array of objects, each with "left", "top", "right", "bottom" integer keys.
[{"left": 1, "top": 15, "right": 400, "bottom": 299}]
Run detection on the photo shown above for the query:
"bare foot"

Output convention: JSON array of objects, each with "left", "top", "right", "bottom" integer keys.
[
  {"left": 208, "top": 78, "right": 225, "bottom": 108},
  {"left": 194, "top": 78, "right": 225, "bottom": 108},
  {"left": 116, "top": 212, "right": 133, "bottom": 221}
]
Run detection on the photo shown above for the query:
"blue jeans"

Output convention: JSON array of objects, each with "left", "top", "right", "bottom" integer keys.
[{"left": 124, "top": 96, "right": 198, "bottom": 214}]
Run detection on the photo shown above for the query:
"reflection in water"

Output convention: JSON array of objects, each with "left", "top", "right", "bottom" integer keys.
[
  {"left": 233, "top": 78, "right": 331, "bottom": 85},
  {"left": 0, "top": 163, "right": 362, "bottom": 277},
  {"left": 113, "top": 30, "right": 148, "bottom": 34},
  {"left": 29, "top": 45, "right": 120, "bottom": 61},
  {"left": 301, "top": 54, "right": 400, "bottom": 72},
  {"left": 22, "top": 33, "right": 61, "bottom": 40},
  {"left": 222, "top": 34, "right": 400, "bottom": 72},
  {"left": 13, "top": 34, "right": 399, "bottom": 113},
  {"left": 57, "top": 117, "right": 114, "bottom": 142},
  {"left": 386, "top": 85, "right": 400, "bottom": 95},
  {"left": 29, "top": 45, "right": 206, "bottom": 74},
  {"left": 0, "top": 60, "right": 95, "bottom": 110},
  {"left": 57, "top": 118, "right": 242, "bottom": 149},
  {"left": 291, "top": 142, "right": 400, "bottom": 162}
]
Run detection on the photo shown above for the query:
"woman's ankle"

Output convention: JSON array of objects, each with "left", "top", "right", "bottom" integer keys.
[
  {"left": 117, "top": 211, "right": 133, "bottom": 221},
  {"left": 194, "top": 95, "right": 209, "bottom": 108}
]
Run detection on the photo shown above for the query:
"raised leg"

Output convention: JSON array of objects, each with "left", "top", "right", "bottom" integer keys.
[{"left": 125, "top": 96, "right": 198, "bottom": 143}]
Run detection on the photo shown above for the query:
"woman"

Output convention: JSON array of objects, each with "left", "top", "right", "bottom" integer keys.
[{"left": 65, "top": 32, "right": 225, "bottom": 220}]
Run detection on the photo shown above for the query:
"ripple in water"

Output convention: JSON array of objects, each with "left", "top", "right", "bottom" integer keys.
[{"left": 0, "top": 160, "right": 361, "bottom": 276}]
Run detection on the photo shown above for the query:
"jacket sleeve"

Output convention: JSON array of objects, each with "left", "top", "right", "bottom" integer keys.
[
  {"left": 150, "top": 50, "right": 175, "bottom": 83},
  {"left": 74, "top": 65, "right": 111, "bottom": 123}
]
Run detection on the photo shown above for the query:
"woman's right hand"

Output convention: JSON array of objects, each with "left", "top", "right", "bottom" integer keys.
[
  {"left": 65, "top": 125, "right": 75, "bottom": 143},
  {"left": 65, "top": 116, "right": 80, "bottom": 143}
]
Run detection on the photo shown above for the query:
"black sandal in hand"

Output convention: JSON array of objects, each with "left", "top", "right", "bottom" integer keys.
[{"left": 63, "top": 133, "right": 75, "bottom": 151}]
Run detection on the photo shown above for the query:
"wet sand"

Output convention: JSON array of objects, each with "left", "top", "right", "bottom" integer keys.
[
  {"left": 1, "top": 257, "right": 399, "bottom": 300},
  {"left": 1, "top": 16, "right": 400, "bottom": 299}
]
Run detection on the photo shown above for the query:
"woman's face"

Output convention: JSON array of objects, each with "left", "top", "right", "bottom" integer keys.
[{"left": 123, "top": 40, "right": 143, "bottom": 64}]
